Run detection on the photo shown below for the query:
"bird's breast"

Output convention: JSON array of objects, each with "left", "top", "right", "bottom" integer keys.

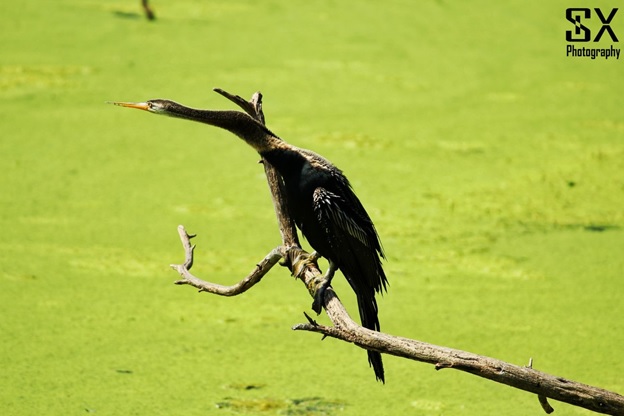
[{"left": 261, "top": 148, "right": 335, "bottom": 253}]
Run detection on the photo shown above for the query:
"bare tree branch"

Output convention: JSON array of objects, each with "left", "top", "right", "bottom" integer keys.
[
  {"left": 170, "top": 225, "right": 284, "bottom": 296},
  {"left": 213, "top": 88, "right": 265, "bottom": 125},
  {"left": 168, "top": 89, "right": 624, "bottom": 415},
  {"left": 141, "top": 0, "right": 155, "bottom": 20},
  {"left": 292, "top": 321, "right": 623, "bottom": 415},
  {"left": 212, "top": 87, "right": 299, "bottom": 249}
]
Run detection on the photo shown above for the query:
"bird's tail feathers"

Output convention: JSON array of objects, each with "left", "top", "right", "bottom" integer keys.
[{"left": 357, "top": 293, "right": 385, "bottom": 383}]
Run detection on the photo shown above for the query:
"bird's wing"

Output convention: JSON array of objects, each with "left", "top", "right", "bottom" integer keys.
[
  {"left": 313, "top": 188, "right": 369, "bottom": 247},
  {"left": 312, "top": 187, "right": 387, "bottom": 294}
]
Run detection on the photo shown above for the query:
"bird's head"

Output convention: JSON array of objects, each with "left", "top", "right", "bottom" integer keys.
[
  {"left": 109, "top": 97, "right": 280, "bottom": 151},
  {"left": 108, "top": 99, "right": 183, "bottom": 117}
]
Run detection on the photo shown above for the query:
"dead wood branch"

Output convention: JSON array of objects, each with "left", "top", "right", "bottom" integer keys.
[
  {"left": 168, "top": 89, "right": 624, "bottom": 415},
  {"left": 171, "top": 226, "right": 283, "bottom": 295},
  {"left": 292, "top": 320, "right": 623, "bottom": 415},
  {"left": 141, "top": 0, "right": 155, "bottom": 20}
]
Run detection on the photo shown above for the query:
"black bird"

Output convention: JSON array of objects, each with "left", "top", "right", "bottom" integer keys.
[{"left": 110, "top": 97, "right": 388, "bottom": 382}]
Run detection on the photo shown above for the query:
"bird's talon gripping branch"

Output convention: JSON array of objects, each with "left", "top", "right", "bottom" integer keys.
[
  {"left": 291, "top": 250, "right": 320, "bottom": 279},
  {"left": 311, "top": 259, "right": 338, "bottom": 314},
  {"left": 311, "top": 286, "right": 327, "bottom": 314}
]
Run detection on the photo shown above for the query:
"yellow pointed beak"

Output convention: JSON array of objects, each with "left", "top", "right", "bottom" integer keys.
[{"left": 107, "top": 101, "right": 150, "bottom": 111}]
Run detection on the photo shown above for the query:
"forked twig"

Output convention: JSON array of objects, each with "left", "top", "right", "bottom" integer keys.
[{"left": 170, "top": 226, "right": 284, "bottom": 295}]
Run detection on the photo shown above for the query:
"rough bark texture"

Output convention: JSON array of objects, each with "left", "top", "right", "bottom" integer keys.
[{"left": 169, "top": 89, "right": 624, "bottom": 415}]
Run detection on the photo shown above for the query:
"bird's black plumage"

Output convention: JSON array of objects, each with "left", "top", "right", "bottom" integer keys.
[
  {"left": 259, "top": 147, "right": 387, "bottom": 382},
  {"left": 110, "top": 96, "right": 388, "bottom": 382}
]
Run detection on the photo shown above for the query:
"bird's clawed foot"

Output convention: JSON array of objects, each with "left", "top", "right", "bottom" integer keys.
[
  {"left": 311, "top": 280, "right": 330, "bottom": 314},
  {"left": 292, "top": 251, "right": 318, "bottom": 278},
  {"left": 311, "top": 260, "right": 337, "bottom": 314}
]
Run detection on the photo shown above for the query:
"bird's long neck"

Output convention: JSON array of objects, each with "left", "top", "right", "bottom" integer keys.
[{"left": 167, "top": 105, "right": 285, "bottom": 153}]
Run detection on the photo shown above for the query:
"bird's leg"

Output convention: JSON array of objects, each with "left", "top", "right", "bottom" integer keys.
[
  {"left": 292, "top": 250, "right": 319, "bottom": 278},
  {"left": 291, "top": 250, "right": 335, "bottom": 314},
  {"left": 312, "top": 259, "right": 337, "bottom": 314}
]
